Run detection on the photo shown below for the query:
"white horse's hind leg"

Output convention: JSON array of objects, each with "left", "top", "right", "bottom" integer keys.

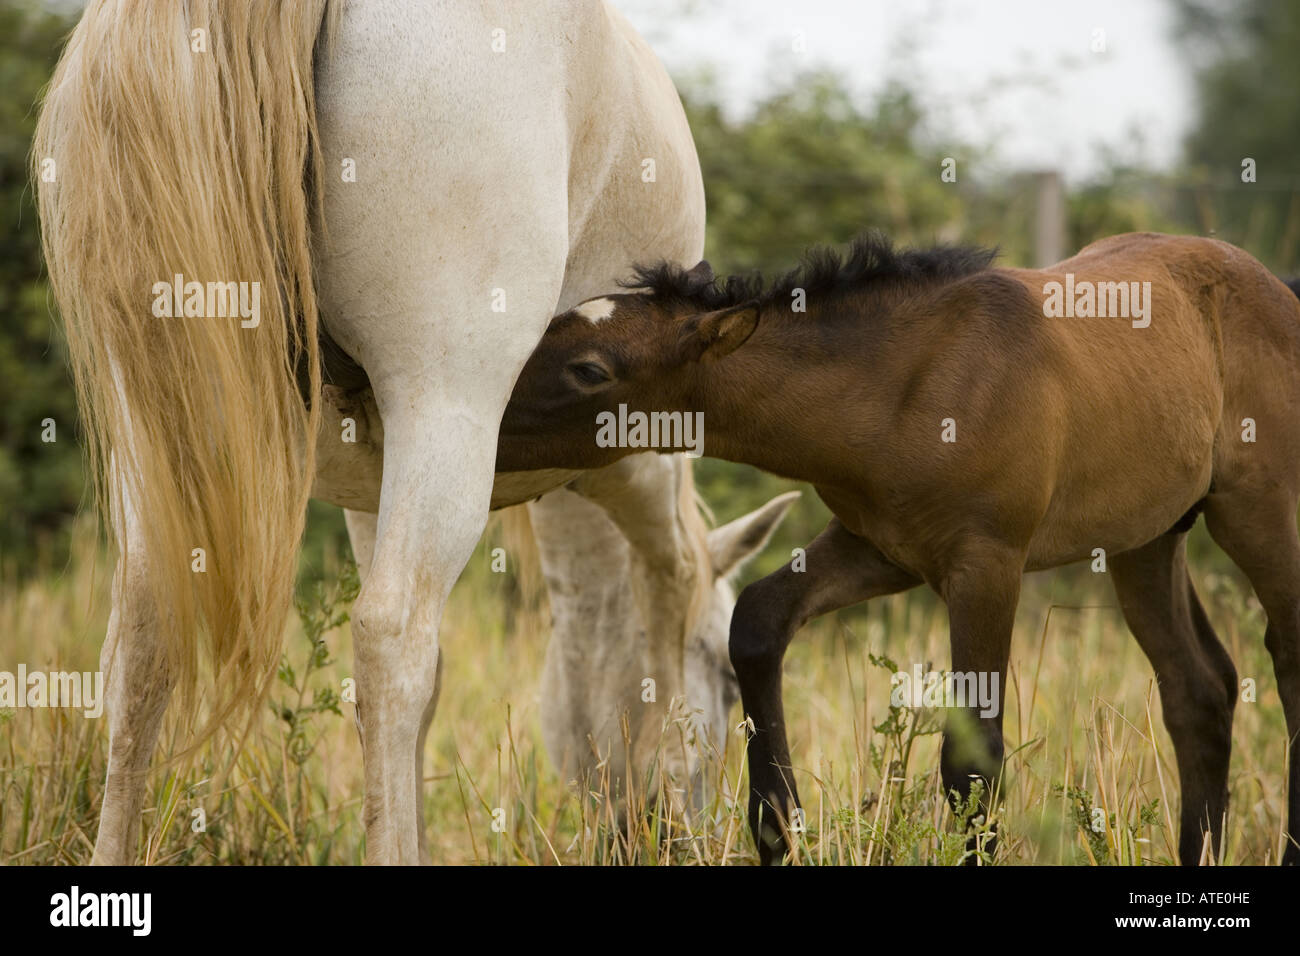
[
  {"left": 91, "top": 482, "right": 172, "bottom": 865},
  {"left": 92, "top": 574, "right": 171, "bottom": 865},
  {"left": 314, "top": 0, "right": 574, "bottom": 861},
  {"left": 350, "top": 385, "right": 539, "bottom": 864}
]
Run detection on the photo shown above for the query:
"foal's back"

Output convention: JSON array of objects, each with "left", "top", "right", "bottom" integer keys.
[
  {"left": 869, "top": 232, "right": 1300, "bottom": 574},
  {"left": 1030, "top": 232, "right": 1300, "bottom": 491},
  {"left": 1011, "top": 233, "right": 1300, "bottom": 565}
]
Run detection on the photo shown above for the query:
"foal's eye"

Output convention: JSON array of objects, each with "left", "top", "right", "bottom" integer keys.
[{"left": 566, "top": 361, "right": 612, "bottom": 388}]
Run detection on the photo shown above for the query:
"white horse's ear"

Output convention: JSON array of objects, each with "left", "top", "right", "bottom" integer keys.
[{"left": 707, "top": 490, "right": 800, "bottom": 579}]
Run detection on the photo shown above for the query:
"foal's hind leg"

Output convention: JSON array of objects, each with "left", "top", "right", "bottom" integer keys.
[
  {"left": 730, "top": 519, "right": 918, "bottom": 864},
  {"left": 1109, "top": 532, "right": 1236, "bottom": 866},
  {"left": 1202, "top": 493, "right": 1300, "bottom": 864}
]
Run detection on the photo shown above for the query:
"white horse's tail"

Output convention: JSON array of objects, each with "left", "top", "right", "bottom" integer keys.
[{"left": 33, "top": 1, "right": 336, "bottom": 746}]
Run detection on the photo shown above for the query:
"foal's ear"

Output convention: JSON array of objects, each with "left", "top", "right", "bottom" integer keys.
[
  {"left": 685, "top": 259, "right": 715, "bottom": 284},
  {"left": 678, "top": 302, "right": 759, "bottom": 363}
]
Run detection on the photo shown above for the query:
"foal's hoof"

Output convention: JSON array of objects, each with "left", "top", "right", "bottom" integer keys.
[
  {"left": 756, "top": 822, "right": 790, "bottom": 866},
  {"left": 961, "top": 821, "right": 998, "bottom": 865}
]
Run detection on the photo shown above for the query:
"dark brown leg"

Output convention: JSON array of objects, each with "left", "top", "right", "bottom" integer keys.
[
  {"left": 1203, "top": 493, "right": 1300, "bottom": 865},
  {"left": 1110, "top": 532, "right": 1236, "bottom": 866},
  {"left": 936, "top": 539, "right": 1023, "bottom": 861},
  {"left": 729, "top": 519, "right": 918, "bottom": 864}
]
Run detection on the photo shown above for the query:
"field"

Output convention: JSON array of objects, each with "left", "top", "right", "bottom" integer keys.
[
  {"left": 3, "top": 0, "right": 1299, "bottom": 872},
  {"left": 1, "top": 497, "right": 1290, "bottom": 866}
]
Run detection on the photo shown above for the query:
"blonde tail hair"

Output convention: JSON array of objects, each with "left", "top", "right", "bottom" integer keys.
[{"left": 33, "top": 0, "right": 337, "bottom": 745}]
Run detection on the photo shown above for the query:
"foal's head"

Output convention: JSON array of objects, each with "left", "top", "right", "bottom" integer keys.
[{"left": 498, "top": 261, "right": 758, "bottom": 471}]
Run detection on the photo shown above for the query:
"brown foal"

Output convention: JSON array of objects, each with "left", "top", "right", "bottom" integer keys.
[{"left": 496, "top": 231, "right": 1300, "bottom": 866}]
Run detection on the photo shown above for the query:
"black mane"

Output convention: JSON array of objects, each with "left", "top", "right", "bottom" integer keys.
[{"left": 622, "top": 231, "right": 998, "bottom": 311}]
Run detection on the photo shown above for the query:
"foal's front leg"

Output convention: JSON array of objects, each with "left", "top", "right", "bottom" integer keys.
[
  {"left": 730, "top": 519, "right": 918, "bottom": 864},
  {"left": 936, "top": 539, "right": 1024, "bottom": 862}
]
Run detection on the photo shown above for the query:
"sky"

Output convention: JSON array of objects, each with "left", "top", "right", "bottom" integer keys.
[{"left": 618, "top": 0, "right": 1194, "bottom": 183}]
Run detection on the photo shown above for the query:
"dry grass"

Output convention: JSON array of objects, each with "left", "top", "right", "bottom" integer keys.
[{"left": 0, "top": 516, "right": 1290, "bottom": 865}]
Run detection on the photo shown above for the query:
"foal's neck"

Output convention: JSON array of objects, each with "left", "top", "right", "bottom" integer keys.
[{"left": 686, "top": 288, "right": 894, "bottom": 484}]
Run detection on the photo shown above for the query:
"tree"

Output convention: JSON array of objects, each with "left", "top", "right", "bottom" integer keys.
[
  {"left": 0, "top": 2, "right": 81, "bottom": 571},
  {"left": 1172, "top": 0, "right": 1300, "bottom": 270}
]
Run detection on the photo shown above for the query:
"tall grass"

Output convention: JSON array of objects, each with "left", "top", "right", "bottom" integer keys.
[{"left": 0, "top": 515, "right": 1289, "bottom": 864}]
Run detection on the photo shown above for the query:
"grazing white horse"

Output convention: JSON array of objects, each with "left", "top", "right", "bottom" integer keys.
[
  {"left": 36, "top": 0, "right": 725, "bottom": 864},
  {"left": 524, "top": 464, "right": 797, "bottom": 801}
]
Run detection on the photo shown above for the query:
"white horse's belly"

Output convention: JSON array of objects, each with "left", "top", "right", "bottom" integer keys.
[
  {"left": 311, "top": 386, "right": 383, "bottom": 511},
  {"left": 311, "top": 384, "right": 585, "bottom": 511}
]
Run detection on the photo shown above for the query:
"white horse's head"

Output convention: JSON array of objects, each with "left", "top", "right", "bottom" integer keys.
[
  {"left": 523, "top": 459, "right": 797, "bottom": 809},
  {"left": 686, "top": 490, "right": 801, "bottom": 771}
]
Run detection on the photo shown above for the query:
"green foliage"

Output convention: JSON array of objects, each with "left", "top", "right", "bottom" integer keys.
[
  {"left": 1054, "top": 784, "right": 1164, "bottom": 866},
  {"left": 849, "top": 649, "right": 991, "bottom": 866},
  {"left": 281, "top": 558, "right": 357, "bottom": 765},
  {"left": 183, "top": 560, "right": 360, "bottom": 865},
  {"left": 1171, "top": 0, "right": 1300, "bottom": 271},
  {"left": 0, "top": 3, "right": 80, "bottom": 572},
  {"left": 683, "top": 73, "right": 969, "bottom": 275}
]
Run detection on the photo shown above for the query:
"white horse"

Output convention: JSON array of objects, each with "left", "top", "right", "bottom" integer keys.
[
  {"left": 524, "top": 464, "right": 797, "bottom": 802},
  {"left": 36, "top": 0, "right": 743, "bottom": 864}
]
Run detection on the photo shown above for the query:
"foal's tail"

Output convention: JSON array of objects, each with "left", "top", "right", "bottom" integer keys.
[
  {"left": 33, "top": 1, "right": 337, "bottom": 746},
  {"left": 1281, "top": 277, "right": 1300, "bottom": 300}
]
